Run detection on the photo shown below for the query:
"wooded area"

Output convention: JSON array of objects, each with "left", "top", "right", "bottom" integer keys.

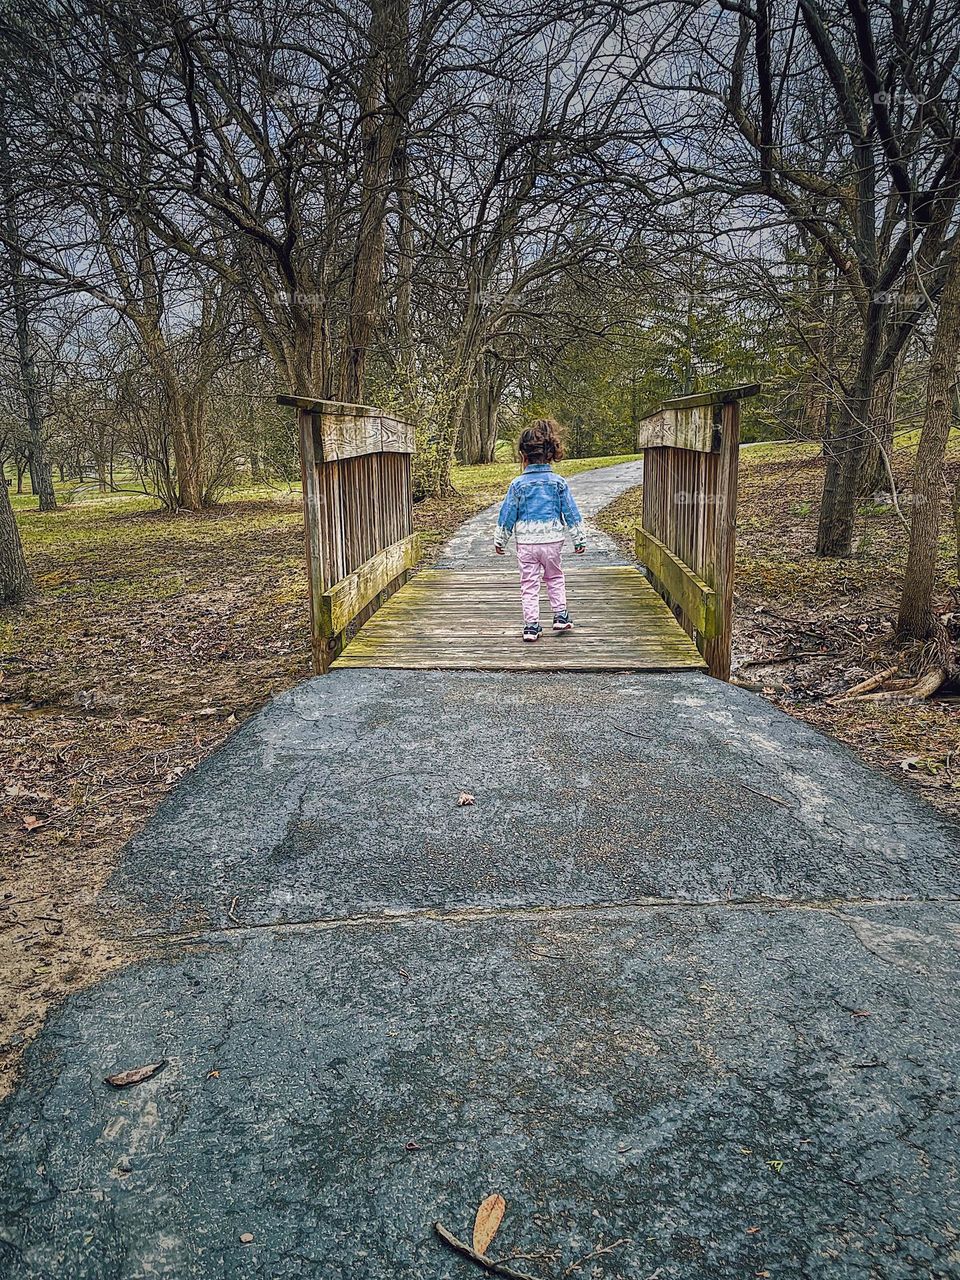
[{"left": 1, "top": 2, "right": 959, "bottom": 717}]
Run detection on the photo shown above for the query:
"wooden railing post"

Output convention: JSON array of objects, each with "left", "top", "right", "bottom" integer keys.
[
  {"left": 701, "top": 397, "right": 740, "bottom": 681},
  {"left": 296, "top": 405, "right": 330, "bottom": 673},
  {"left": 634, "top": 383, "right": 758, "bottom": 680},
  {"left": 279, "top": 395, "right": 418, "bottom": 674}
]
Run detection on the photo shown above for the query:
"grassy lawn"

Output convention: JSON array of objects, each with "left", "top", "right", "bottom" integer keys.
[
  {"left": 0, "top": 451, "right": 636, "bottom": 1096},
  {"left": 596, "top": 432, "right": 960, "bottom": 818}
]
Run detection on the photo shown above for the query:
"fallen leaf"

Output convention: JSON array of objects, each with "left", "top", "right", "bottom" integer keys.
[
  {"left": 206, "top": 1069, "right": 221, "bottom": 1079},
  {"left": 472, "top": 1193, "right": 506, "bottom": 1256},
  {"left": 746, "top": 1226, "right": 760, "bottom": 1234},
  {"left": 457, "top": 792, "right": 475, "bottom": 807},
  {"left": 22, "top": 814, "right": 44, "bottom": 831},
  {"left": 104, "top": 1061, "right": 167, "bottom": 1089}
]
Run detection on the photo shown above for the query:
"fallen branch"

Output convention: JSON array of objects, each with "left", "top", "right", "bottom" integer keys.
[
  {"left": 434, "top": 1223, "right": 543, "bottom": 1280},
  {"left": 825, "top": 666, "right": 898, "bottom": 704},
  {"left": 854, "top": 666, "right": 946, "bottom": 702},
  {"left": 740, "top": 648, "right": 830, "bottom": 669},
  {"left": 739, "top": 782, "right": 792, "bottom": 807},
  {"left": 562, "top": 1237, "right": 630, "bottom": 1276}
]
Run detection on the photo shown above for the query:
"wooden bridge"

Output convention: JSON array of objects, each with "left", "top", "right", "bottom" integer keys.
[{"left": 279, "top": 385, "right": 758, "bottom": 680}]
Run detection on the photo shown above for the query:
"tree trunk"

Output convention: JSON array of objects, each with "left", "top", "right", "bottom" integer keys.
[
  {"left": 477, "top": 356, "right": 503, "bottom": 463},
  {"left": 2, "top": 133, "right": 56, "bottom": 512},
  {"left": 394, "top": 143, "right": 414, "bottom": 363},
  {"left": 338, "top": 0, "right": 410, "bottom": 402},
  {"left": 167, "top": 392, "right": 204, "bottom": 511},
  {"left": 0, "top": 478, "right": 32, "bottom": 603},
  {"left": 816, "top": 309, "right": 883, "bottom": 556},
  {"left": 799, "top": 256, "right": 831, "bottom": 440},
  {"left": 897, "top": 247, "right": 960, "bottom": 639},
  {"left": 430, "top": 379, "right": 472, "bottom": 496},
  {"left": 458, "top": 390, "right": 481, "bottom": 464},
  {"left": 860, "top": 364, "right": 898, "bottom": 496}
]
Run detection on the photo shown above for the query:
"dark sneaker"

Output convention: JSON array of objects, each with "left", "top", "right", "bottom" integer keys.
[
  {"left": 522, "top": 622, "right": 542, "bottom": 643},
  {"left": 553, "top": 611, "right": 573, "bottom": 632}
]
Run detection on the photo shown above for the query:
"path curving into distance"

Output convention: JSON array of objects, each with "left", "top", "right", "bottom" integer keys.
[
  {"left": 436, "top": 456, "right": 644, "bottom": 566},
  {"left": 2, "top": 459, "right": 960, "bottom": 1279}
]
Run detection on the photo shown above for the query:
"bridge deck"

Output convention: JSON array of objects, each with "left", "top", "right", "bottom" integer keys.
[{"left": 333, "top": 566, "right": 706, "bottom": 671}]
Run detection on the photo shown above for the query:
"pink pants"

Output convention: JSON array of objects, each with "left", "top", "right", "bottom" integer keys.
[{"left": 517, "top": 542, "right": 567, "bottom": 623}]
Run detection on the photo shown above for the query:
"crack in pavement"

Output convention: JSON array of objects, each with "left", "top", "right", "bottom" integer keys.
[{"left": 112, "top": 890, "right": 960, "bottom": 948}]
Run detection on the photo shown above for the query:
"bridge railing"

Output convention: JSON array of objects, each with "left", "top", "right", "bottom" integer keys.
[
  {"left": 635, "top": 383, "right": 760, "bottom": 680},
  {"left": 279, "top": 395, "right": 419, "bottom": 673}
]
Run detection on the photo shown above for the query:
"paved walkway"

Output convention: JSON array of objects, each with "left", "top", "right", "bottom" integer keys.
[{"left": 3, "top": 462, "right": 960, "bottom": 1279}]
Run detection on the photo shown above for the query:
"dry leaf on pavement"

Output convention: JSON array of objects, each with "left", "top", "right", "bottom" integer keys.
[
  {"left": 472, "top": 1193, "right": 506, "bottom": 1256},
  {"left": 104, "top": 1061, "right": 167, "bottom": 1089}
]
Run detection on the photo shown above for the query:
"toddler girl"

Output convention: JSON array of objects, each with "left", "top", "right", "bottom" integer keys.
[{"left": 493, "top": 419, "right": 586, "bottom": 641}]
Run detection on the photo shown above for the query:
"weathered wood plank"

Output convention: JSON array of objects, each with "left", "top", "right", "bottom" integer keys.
[
  {"left": 277, "top": 395, "right": 381, "bottom": 415},
  {"left": 635, "top": 528, "right": 720, "bottom": 640},
  {"left": 324, "top": 534, "right": 421, "bottom": 634},
  {"left": 635, "top": 405, "right": 715, "bottom": 452},
  {"left": 332, "top": 564, "right": 706, "bottom": 672},
  {"left": 277, "top": 397, "right": 415, "bottom": 460},
  {"left": 320, "top": 410, "right": 385, "bottom": 461},
  {"left": 380, "top": 414, "right": 416, "bottom": 454},
  {"left": 663, "top": 383, "right": 761, "bottom": 409},
  {"left": 701, "top": 398, "right": 740, "bottom": 681},
  {"left": 636, "top": 383, "right": 761, "bottom": 452},
  {"left": 297, "top": 407, "right": 329, "bottom": 673}
]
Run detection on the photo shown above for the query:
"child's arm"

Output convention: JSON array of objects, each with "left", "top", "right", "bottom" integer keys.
[
  {"left": 494, "top": 481, "right": 520, "bottom": 553},
  {"left": 558, "top": 480, "right": 586, "bottom": 553}
]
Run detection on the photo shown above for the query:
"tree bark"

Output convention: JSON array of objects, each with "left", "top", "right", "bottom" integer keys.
[
  {"left": 816, "top": 306, "right": 883, "bottom": 556},
  {"left": 338, "top": 0, "right": 410, "bottom": 403},
  {"left": 1, "top": 127, "right": 56, "bottom": 512},
  {"left": 458, "top": 390, "right": 481, "bottom": 464},
  {"left": 0, "top": 478, "right": 32, "bottom": 603},
  {"left": 161, "top": 377, "right": 204, "bottom": 511},
  {"left": 477, "top": 354, "right": 504, "bottom": 463},
  {"left": 860, "top": 364, "right": 898, "bottom": 496},
  {"left": 897, "top": 247, "right": 960, "bottom": 639}
]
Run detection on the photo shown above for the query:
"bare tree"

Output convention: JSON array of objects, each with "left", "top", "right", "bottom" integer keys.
[{"left": 664, "top": 0, "right": 960, "bottom": 554}]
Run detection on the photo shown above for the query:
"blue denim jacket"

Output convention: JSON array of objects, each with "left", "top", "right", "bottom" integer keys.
[{"left": 494, "top": 464, "right": 586, "bottom": 548}]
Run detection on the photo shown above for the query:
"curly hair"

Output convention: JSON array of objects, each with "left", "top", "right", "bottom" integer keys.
[{"left": 518, "top": 418, "right": 565, "bottom": 464}]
